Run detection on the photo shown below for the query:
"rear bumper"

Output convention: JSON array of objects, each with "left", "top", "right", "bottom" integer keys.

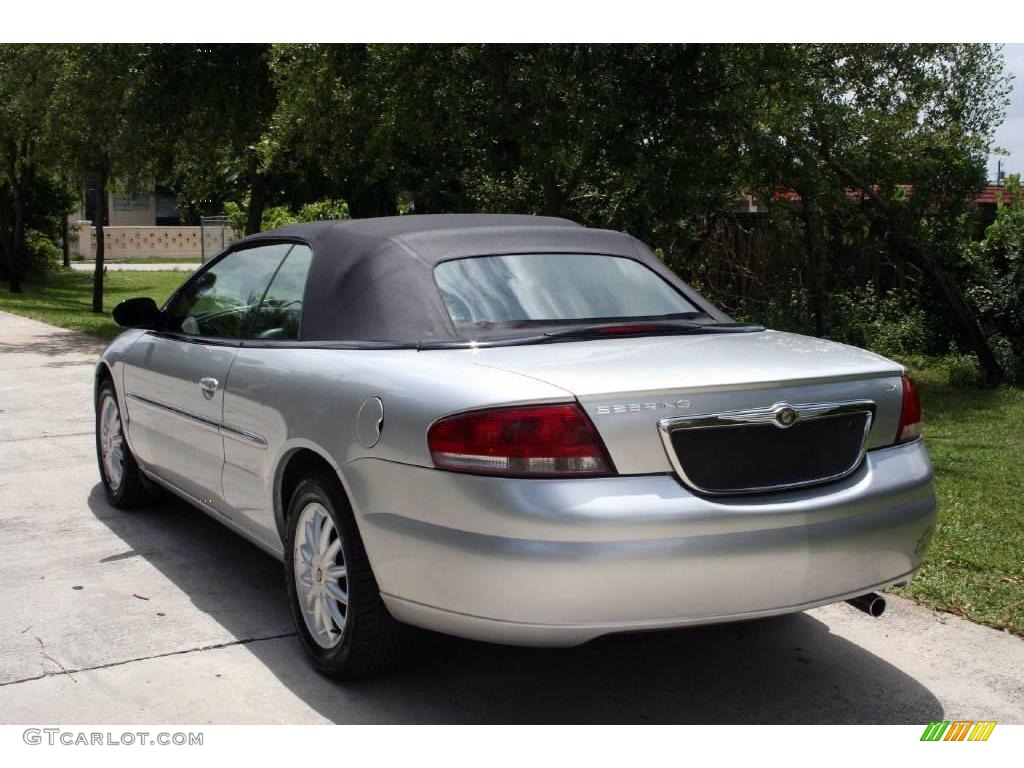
[{"left": 343, "top": 440, "right": 936, "bottom": 646}]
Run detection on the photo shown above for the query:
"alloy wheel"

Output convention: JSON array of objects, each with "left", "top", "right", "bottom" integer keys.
[
  {"left": 293, "top": 502, "right": 349, "bottom": 649},
  {"left": 99, "top": 393, "right": 125, "bottom": 492}
]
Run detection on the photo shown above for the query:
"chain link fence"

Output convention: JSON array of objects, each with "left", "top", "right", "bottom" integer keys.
[{"left": 199, "top": 215, "right": 235, "bottom": 264}]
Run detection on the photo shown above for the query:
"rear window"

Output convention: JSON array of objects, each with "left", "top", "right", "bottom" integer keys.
[{"left": 434, "top": 254, "right": 699, "bottom": 332}]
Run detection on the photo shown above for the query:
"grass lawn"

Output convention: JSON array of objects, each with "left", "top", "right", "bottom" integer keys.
[
  {"left": 894, "top": 361, "right": 1024, "bottom": 636},
  {"left": 1, "top": 270, "right": 1022, "bottom": 634},
  {"left": 0, "top": 268, "right": 186, "bottom": 339}
]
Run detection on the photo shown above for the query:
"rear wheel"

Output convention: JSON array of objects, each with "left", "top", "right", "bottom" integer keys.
[
  {"left": 95, "top": 378, "right": 148, "bottom": 508},
  {"left": 284, "top": 469, "right": 408, "bottom": 678}
]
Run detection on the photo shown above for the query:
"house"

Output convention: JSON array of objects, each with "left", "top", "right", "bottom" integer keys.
[
  {"left": 73, "top": 182, "right": 237, "bottom": 261},
  {"left": 76, "top": 183, "right": 184, "bottom": 227}
]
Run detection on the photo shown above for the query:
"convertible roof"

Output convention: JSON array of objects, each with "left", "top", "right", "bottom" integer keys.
[
  {"left": 234, "top": 214, "right": 726, "bottom": 342},
  {"left": 251, "top": 213, "right": 578, "bottom": 253}
]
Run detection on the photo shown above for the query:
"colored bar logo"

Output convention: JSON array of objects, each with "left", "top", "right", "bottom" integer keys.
[{"left": 920, "top": 721, "right": 996, "bottom": 741}]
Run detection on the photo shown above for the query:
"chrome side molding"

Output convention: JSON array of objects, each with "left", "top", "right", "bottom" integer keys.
[{"left": 126, "top": 391, "right": 268, "bottom": 448}]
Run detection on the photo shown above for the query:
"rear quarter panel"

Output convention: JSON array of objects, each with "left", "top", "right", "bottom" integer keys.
[{"left": 220, "top": 347, "right": 572, "bottom": 547}]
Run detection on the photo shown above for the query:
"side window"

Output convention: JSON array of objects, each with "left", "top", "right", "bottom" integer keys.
[
  {"left": 248, "top": 245, "right": 313, "bottom": 341},
  {"left": 170, "top": 244, "right": 293, "bottom": 338}
]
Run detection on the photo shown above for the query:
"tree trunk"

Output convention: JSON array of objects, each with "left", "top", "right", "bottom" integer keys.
[
  {"left": 244, "top": 149, "right": 266, "bottom": 235},
  {"left": 894, "top": 234, "right": 1004, "bottom": 385},
  {"left": 0, "top": 185, "right": 11, "bottom": 288},
  {"left": 0, "top": 237, "right": 10, "bottom": 286},
  {"left": 4, "top": 152, "right": 26, "bottom": 293},
  {"left": 540, "top": 169, "right": 564, "bottom": 217},
  {"left": 92, "top": 170, "right": 107, "bottom": 314},
  {"left": 347, "top": 183, "right": 397, "bottom": 218},
  {"left": 245, "top": 174, "right": 267, "bottom": 235},
  {"left": 800, "top": 193, "right": 826, "bottom": 337},
  {"left": 9, "top": 182, "right": 26, "bottom": 294},
  {"left": 61, "top": 213, "right": 70, "bottom": 268}
]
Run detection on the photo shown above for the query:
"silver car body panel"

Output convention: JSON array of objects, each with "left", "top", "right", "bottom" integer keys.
[
  {"left": 121, "top": 332, "right": 239, "bottom": 505},
  {"left": 350, "top": 441, "right": 934, "bottom": 646},
  {"left": 218, "top": 346, "right": 570, "bottom": 548},
  {"left": 98, "top": 325, "right": 936, "bottom": 647}
]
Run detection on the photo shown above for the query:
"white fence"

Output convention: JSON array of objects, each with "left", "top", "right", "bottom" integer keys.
[{"left": 75, "top": 221, "right": 239, "bottom": 260}]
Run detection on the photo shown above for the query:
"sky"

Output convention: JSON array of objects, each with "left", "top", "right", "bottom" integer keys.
[{"left": 989, "top": 43, "right": 1024, "bottom": 182}]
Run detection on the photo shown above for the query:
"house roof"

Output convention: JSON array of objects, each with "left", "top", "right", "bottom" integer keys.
[
  {"left": 766, "top": 184, "right": 1012, "bottom": 207},
  {"left": 974, "top": 185, "right": 1017, "bottom": 205}
]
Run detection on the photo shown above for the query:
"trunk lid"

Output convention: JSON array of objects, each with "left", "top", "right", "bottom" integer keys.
[{"left": 434, "top": 330, "right": 906, "bottom": 478}]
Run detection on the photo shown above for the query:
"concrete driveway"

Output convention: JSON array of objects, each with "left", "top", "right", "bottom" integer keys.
[{"left": 1, "top": 309, "right": 1022, "bottom": 724}]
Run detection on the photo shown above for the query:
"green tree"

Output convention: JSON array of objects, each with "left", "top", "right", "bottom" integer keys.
[
  {"left": 267, "top": 44, "right": 400, "bottom": 218},
  {"left": 53, "top": 45, "right": 158, "bottom": 310},
  {"left": 742, "top": 44, "right": 1011, "bottom": 383},
  {"left": 267, "top": 44, "right": 757, "bottom": 229},
  {"left": 137, "top": 44, "right": 279, "bottom": 233},
  {"left": 0, "top": 45, "right": 65, "bottom": 292},
  {"left": 966, "top": 175, "right": 1024, "bottom": 379}
]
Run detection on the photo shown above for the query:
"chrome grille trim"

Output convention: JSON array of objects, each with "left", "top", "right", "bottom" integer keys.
[{"left": 658, "top": 400, "right": 876, "bottom": 496}]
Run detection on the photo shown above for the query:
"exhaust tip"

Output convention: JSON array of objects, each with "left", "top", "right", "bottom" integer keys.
[{"left": 846, "top": 592, "right": 886, "bottom": 618}]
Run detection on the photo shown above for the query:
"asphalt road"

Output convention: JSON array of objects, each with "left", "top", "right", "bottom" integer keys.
[{"left": 1, "top": 309, "right": 1022, "bottom": 724}]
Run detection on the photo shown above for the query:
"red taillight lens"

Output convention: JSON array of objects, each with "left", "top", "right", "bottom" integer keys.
[
  {"left": 896, "top": 376, "right": 923, "bottom": 443},
  {"left": 428, "top": 403, "right": 615, "bottom": 477}
]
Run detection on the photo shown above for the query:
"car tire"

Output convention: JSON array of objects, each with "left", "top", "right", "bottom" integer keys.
[
  {"left": 95, "top": 378, "right": 149, "bottom": 509},
  {"left": 284, "top": 469, "right": 408, "bottom": 679}
]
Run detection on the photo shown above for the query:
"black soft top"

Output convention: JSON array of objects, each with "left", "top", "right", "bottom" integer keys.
[{"left": 235, "top": 214, "right": 728, "bottom": 342}]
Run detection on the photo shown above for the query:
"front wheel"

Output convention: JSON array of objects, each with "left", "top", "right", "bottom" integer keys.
[
  {"left": 95, "top": 378, "right": 148, "bottom": 508},
  {"left": 284, "top": 469, "right": 408, "bottom": 679}
]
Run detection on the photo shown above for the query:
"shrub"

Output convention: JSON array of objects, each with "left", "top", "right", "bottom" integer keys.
[
  {"left": 24, "top": 231, "right": 60, "bottom": 278},
  {"left": 826, "top": 285, "right": 935, "bottom": 359},
  {"left": 260, "top": 205, "right": 299, "bottom": 231},
  {"left": 944, "top": 352, "right": 985, "bottom": 388},
  {"left": 222, "top": 201, "right": 247, "bottom": 233},
  {"left": 223, "top": 198, "right": 350, "bottom": 233},
  {"left": 296, "top": 199, "right": 350, "bottom": 221}
]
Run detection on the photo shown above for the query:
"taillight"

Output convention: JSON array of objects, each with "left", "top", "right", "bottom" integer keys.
[
  {"left": 428, "top": 403, "right": 615, "bottom": 477},
  {"left": 896, "top": 376, "right": 923, "bottom": 443}
]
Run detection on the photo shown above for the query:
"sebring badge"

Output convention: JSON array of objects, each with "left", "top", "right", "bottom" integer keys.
[{"left": 595, "top": 399, "right": 691, "bottom": 415}]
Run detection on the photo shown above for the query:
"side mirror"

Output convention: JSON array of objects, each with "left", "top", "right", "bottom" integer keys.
[{"left": 112, "top": 297, "right": 161, "bottom": 329}]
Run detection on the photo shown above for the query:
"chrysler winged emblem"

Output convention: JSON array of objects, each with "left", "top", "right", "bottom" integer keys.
[{"left": 774, "top": 404, "right": 798, "bottom": 428}]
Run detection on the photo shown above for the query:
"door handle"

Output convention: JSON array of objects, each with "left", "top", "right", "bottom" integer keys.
[{"left": 198, "top": 377, "right": 219, "bottom": 399}]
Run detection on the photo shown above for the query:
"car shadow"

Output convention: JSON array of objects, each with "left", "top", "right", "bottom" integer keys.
[
  {"left": 86, "top": 485, "right": 944, "bottom": 724},
  {"left": 0, "top": 332, "right": 105, "bottom": 358}
]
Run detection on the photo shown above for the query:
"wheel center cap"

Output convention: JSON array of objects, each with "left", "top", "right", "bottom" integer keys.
[{"left": 314, "top": 567, "right": 323, "bottom": 583}]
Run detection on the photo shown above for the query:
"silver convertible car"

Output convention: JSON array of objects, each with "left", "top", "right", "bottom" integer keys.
[{"left": 96, "top": 214, "right": 936, "bottom": 678}]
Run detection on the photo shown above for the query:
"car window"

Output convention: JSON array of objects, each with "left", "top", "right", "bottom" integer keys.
[
  {"left": 248, "top": 245, "right": 313, "bottom": 341},
  {"left": 434, "top": 253, "right": 699, "bottom": 331},
  {"left": 170, "top": 244, "right": 293, "bottom": 339}
]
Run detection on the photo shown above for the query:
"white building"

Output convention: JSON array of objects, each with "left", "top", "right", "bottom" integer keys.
[{"left": 73, "top": 183, "right": 237, "bottom": 261}]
